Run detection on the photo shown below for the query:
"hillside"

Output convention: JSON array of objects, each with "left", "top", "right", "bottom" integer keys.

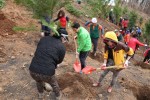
[{"left": 0, "top": 0, "right": 150, "bottom": 100}]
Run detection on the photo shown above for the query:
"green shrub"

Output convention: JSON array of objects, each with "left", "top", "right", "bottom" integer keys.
[
  {"left": 122, "top": 7, "right": 129, "bottom": 15},
  {"left": 13, "top": 25, "right": 37, "bottom": 32},
  {"left": 113, "top": 0, "right": 123, "bottom": 24},
  {"left": 128, "top": 11, "right": 138, "bottom": 28},
  {"left": 14, "top": 0, "right": 59, "bottom": 18},
  {"left": 88, "top": 0, "right": 109, "bottom": 19},
  {"left": 0, "top": 0, "right": 5, "bottom": 9},
  {"left": 145, "top": 20, "right": 150, "bottom": 35},
  {"left": 139, "top": 17, "right": 143, "bottom": 26},
  {"left": 65, "top": 4, "right": 82, "bottom": 17}
]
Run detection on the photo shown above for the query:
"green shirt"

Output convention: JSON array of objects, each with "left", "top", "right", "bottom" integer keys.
[
  {"left": 77, "top": 27, "right": 92, "bottom": 52},
  {"left": 90, "top": 25, "right": 100, "bottom": 38},
  {"left": 117, "top": 34, "right": 123, "bottom": 42}
]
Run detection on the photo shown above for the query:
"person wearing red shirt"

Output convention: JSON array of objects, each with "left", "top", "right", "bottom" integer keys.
[
  {"left": 54, "top": 10, "right": 69, "bottom": 42},
  {"left": 127, "top": 33, "right": 147, "bottom": 58},
  {"left": 143, "top": 48, "right": 150, "bottom": 63},
  {"left": 124, "top": 30, "right": 130, "bottom": 44},
  {"left": 122, "top": 18, "right": 129, "bottom": 32}
]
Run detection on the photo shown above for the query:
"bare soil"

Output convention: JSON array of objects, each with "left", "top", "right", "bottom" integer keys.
[{"left": 0, "top": 0, "right": 150, "bottom": 100}]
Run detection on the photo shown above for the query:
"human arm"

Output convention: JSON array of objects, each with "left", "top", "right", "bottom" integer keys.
[
  {"left": 53, "top": 17, "right": 60, "bottom": 22},
  {"left": 99, "top": 25, "right": 104, "bottom": 38},
  {"left": 85, "top": 21, "right": 92, "bottom": 27},
  {"left": 136, "top": 39, "right": 145, "bottom": 46},
  {"left": 123, "top": 45, "right": 134, "bottom": 68}
]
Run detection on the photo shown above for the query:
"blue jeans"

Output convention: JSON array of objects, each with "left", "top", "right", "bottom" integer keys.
[{"left": 79, "top": 51, "right": 89, "bottom": 69}]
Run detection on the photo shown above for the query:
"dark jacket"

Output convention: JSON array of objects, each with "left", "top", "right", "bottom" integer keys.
[{"left": 29, "top": 36, "right": 66, "bottom": 76}]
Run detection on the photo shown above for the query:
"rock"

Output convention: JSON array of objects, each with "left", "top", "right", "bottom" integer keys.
[
  {"left": 124, "top": 89, "right": 127, "bottom": 92},
  {"left": 30, "top": 53, "right": 34, "bottom": 57},
  {"left": 0, "top": 70, "right": 4, "bottom": 72},
  {"left": 44, "top": 83, "right": 53, "bottom": 92},
  {"left": 11, "top": 56, "right": 16, "bottom": 59},
  {"left": 24, "top": 32, "right": 28, "bottom": 36},
  {"left": 0, "top": 87, "right": 4, "bottom": 93},
  {"left": 22, "top": 63, "right": 29, "bottom": 68},
  {"left": 98, "top": 94, "right": 103, "bottom": 98}
]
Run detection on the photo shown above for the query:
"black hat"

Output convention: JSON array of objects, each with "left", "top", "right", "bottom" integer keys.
[{"left": 72, "top": 22, "right": 80, "bottom": 29}]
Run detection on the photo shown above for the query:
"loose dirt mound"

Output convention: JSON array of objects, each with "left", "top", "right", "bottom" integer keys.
[
  {"left": 127, "top": 84, "right": 150, "bottom": 100},
  {"left": 58, "top": 72, "right": 98, "bottom": 99},
  {"left": 135, "top": 61, "right": 150, "bottom": 69},
  {"left": 0, "top": 11, "right": 16, "bottom": 36}
]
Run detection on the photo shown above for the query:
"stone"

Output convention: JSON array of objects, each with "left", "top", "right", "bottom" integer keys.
[
  {"left": 30, "top": 53, "right": 34, "bottom": 57},
  {"left": 98, "top": 94, "right": 103, "bottom": 98},
  {"left": 0, "top": 87, "right": 4, "bottom": 93},
  {"left": 11, "top": 56, "right": 16, "bottom": 59},
  {"left": 0, "top": 70, "right": 4, "bottom": 72},
  {"left": 22, "top": 63, "right": 29, "bottom": 68},
  {"left": 124, "top": 89, "right": 127, "bottom": 92}
]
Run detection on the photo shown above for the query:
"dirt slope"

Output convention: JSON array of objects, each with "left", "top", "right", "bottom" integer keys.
[{"left": 0, "top": 0, "right": 150, "bottom": 100}]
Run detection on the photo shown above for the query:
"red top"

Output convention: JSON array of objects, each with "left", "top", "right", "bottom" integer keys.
[
  {"left": 127, "top": 37, "right": 144, "bottom": 51},
  {"left": 122, "top": 20, "right": 129, "bottom": 28},
  {"left": 144, "top": 48, "right": 150, "bottom": 57},
  {"left": 124, "top": 34, "right": 130, "bottom": 43},
  {"left": 59, "top": 17, "right": 67, "bottom": 28}
]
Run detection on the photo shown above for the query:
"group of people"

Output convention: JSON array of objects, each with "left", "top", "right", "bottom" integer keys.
[{"left": 28, "top": 9, "right": 149, "bottom": 99}]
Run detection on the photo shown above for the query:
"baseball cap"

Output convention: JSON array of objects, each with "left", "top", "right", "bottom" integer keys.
[{"left": 91, "top": 18, "right": 97, "bottom": 23}]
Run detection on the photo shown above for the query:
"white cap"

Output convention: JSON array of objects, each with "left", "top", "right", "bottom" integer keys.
[{"left": 91, "top": 18, "right": 97, "bottom": 23}]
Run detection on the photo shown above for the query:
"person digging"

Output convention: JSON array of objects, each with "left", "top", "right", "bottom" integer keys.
[
  {"left": 29, "top": 29, "right": 66, "bottom": 100},
  {"left": 92, "top": 31, "right": 134, "bottom": 93},
  {"left": 72, "top": 22, "right": 92, "bottom": 73}
]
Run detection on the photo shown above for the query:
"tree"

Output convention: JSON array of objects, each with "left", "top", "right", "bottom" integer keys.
[
  {"left": 0, "top": 0, "right": 5, "bottom": 9},
  {"left": 113, "top": 0, "right": 123, "bottom": 25},
  {"left": 15, "top": 0, "right": 59, "bottom": 18},
  {"left": 128, "top": 11, "right": 138, "bottom": 28}
]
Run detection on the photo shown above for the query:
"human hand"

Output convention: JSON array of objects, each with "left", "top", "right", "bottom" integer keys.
[
  {"left": 40, "top": 32, "right": 45, "bottom": 37},
  {"left": 75, "top": 51, "right": 79, "bottom": 58},
  {"left": 74, "top": 36, "right": 77, "bottom": 40},
  {"left": 124, "top": 60, "right": 129, "bottom": 68},
  {"left": 144, "top": 44, "right": 148, "bottom": 47},
  {"left": 101, "top": 63, "right": 106, "bottom": 70},
  {"left": 101, "top": 35, "right": 104, "bottom": 39}
]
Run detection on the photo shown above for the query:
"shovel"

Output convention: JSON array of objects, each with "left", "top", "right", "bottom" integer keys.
[
  {"left": 82, "top": 65, "right": 124, "bottom": 74},
  {"left": 73, "top": 38, "right": 81, "bottom": 72}
]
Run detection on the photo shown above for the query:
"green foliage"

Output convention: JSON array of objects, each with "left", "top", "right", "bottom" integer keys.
[
  {"left": 145, "top": 20, "right": 150, "bottom": 35},
  {"left": 14, "top": 0, "right": 59, "bottom": 18},
  {"left": 139, "top": 17, "right": 143, "bottom": 26},
  {"left": 86, "top": 0, "right": 109, "bottom": 19},
  {"left": 65, "top": 4, "right": 82, "bottom": 17},
  {"left": 0, "top": 0, "right": 5, "bottom": 9},
  {"left": 113, "top": 0, "right": 123, "bottom": 24},
  {"left": 13, "top": 25, "right": 37, "bottom": 32},
  {"left": 122, "top": 7, "right": 129, "bottom": 15},
  {"left": 128, "top": 11, "right": 138, "bottom": 28}
]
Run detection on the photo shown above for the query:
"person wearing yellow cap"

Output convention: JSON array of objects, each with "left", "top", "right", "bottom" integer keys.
[{"left": 92, "top": 31, "right": 133, "bottom": 93}]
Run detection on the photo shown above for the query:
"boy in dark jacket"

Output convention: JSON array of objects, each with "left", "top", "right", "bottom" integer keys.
[{"left": 29, "top": 31, "right": 66, "bottom": 100}]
